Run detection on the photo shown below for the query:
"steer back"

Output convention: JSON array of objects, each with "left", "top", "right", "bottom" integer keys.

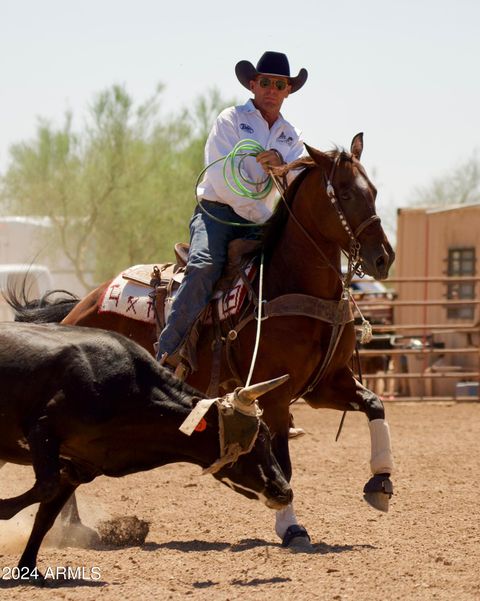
[{"left": 0, "top": 322, "right": 291, "bottom": 508}]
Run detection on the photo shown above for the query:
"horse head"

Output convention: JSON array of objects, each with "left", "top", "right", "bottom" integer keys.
[{"left": 303, "top": 133, "right": 394, "bottom": 280}]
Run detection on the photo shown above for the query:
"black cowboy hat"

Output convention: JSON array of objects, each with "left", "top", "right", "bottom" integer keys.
[{"left": 235, "top": 51, "right": 308, "bottom": 94}]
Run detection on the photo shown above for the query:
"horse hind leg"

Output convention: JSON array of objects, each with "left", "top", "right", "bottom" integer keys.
[
  {"left": 276, "top": 503, "right": 312, "bottom": 551},
  {"left": 271, "top": 429, "right": 313, "bottom": 551}
]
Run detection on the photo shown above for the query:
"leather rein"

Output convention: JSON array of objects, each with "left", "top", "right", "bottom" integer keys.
[
  {"left": 225, "top": 154, "right": 380, "bottom": 399},
  {"left": 273, "top": 153, "right": 381, "bottom": 286}
]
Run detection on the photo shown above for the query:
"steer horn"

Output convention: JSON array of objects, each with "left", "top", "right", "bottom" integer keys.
[{"left": 235, "top": 374, "right": 290, "bottom": 406}]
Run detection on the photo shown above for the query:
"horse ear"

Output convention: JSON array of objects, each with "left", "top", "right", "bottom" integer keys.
[
  {"left": 304, "top": 143, "right": 332, "bottom": 170},
  {"left": 350, "top": 133, "right": 364, "bottom": 160}
]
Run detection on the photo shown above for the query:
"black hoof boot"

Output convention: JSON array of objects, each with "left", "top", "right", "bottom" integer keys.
[
  {"left": 363, "top": 473, "right": 393, "bottom": 513},
  {"left": 281, "top": 525, "right": 312, "bottom": 551}
]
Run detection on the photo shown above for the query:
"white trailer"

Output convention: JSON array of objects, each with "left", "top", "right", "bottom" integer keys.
[
  {"left": 0, "top": 216, "right": 93, "bottom": 297},
  {"left": 0, "top": 264, "right": 53, "bottom": 321}
]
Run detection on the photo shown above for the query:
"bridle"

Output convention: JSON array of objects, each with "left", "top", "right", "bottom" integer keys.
[
  {"left": 271, "top": 153, "right": 381, "bottom": 405},
  {"left": 229, "top": 153, "right": 380, "bottom": 407},
  {"left": 272, "top": 151, "right": 381, "bottom": 288},
  {"left": 324, "top": 154, "right": 381, "bottom": 281}
]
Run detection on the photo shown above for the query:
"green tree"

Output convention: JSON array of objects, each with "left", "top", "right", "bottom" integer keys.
[
  {"left": 411, "top": 151, "right": 480, "bottom": 207},
  {"left": 1, "top": 84, "right": 235, "bottom": 289}
]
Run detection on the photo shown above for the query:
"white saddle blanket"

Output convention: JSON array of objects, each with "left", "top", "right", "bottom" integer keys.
[
  {"left": 98, "top": 262, "right": 257, "bottom": 324},
  {"left": 99, "top": 272, "right": 156, "bottom": 323}
]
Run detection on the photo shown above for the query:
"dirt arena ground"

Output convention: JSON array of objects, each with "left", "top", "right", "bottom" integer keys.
[{"left": 0, "top": 401, "right": 478, "bottom": 600}]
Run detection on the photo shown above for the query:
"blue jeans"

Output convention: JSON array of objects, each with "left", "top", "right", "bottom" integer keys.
[{"left": 157, "top": 200, "right": 260, "bottom": 358}]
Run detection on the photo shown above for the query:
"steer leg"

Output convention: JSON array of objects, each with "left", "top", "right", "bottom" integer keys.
[
  {"left": 18, "top": 480, "right": 78, "bottom": 578},
  {"left": 0, "top": 418, "right": 60, "bottom": 520}
]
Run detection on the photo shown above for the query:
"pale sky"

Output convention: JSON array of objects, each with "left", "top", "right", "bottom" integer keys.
[{"left": 1, "top": 0, "right": 479, "bottom": 232}]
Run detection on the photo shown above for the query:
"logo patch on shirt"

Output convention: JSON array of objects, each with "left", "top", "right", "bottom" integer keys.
[
  {"left": 277, "top": 132, "right": 294, "bottom": 146},
  {"left": 240, "top": 123, "right": 254, "bottom": 134}
]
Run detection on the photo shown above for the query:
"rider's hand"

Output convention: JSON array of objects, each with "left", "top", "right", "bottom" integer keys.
[{"left": 256, "top": 150, "right": 284, "bottom": 173}]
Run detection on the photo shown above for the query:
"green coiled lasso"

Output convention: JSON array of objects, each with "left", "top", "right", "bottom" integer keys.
[{"left": 195, "top": 139, "right": 274, "bottom": 227}]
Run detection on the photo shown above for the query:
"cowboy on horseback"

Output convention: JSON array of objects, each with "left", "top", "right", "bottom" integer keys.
[{"left": 156, "top": 51, "right": 308, "bottom": 373}]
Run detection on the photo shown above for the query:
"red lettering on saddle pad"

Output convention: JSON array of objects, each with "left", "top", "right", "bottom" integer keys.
[
  {"left": 126, "top": 296, "right": 139, "bottom": 314},
  {"left": 204, "top": 260, "right": 257, "bottom": 323},
  {"left": 108, "top": 284, "right": 121, "bottom": 307},
  {"left": 223, "top": 288, "right": 240, "bottom": 313},
  {"left": 146, "top": 299, "right": 154, "bottom": 319}
]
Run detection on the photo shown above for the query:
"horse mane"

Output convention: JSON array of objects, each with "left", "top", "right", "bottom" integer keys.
[
  {"left": 261, "top": 165, "right": 311, "bottom": 259},
  {"left": 261, "top": 147, "right": 352, "bottom": 259}
]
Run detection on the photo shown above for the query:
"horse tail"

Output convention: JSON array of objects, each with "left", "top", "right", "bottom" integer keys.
[{"left": 4, "top": 287, "right": 80, "bottom": 323}]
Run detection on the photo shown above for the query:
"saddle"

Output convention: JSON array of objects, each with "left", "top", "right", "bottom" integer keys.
[{"left": 122, "top": 238, "right": 261, "bottom": 372}]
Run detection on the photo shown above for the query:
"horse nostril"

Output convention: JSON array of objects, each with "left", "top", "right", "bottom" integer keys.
[{"left": 376, "top": 255, "right": 386, "bottom": 270}]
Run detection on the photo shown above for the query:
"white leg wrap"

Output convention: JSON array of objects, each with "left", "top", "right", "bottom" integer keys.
[
  {"left": 275, "top": 503, "right": 298, "bottom": 539},
  {"left": 369, "top": 419, "right": 394, "bottom": 475}
]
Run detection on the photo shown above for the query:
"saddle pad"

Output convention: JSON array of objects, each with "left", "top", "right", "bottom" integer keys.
[
  {"left": 205, "top": 260, "right": 257, "bottom": 323},
  {"left": 99, "top": 273, "right": 156, "bottom": 323},
  {"left": 99, "top": 261, "right": 257, "bottom": 325}
]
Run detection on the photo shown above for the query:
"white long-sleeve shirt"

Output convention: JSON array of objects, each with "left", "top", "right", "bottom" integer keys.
[{"left": 197, "top": 99, "right": 304, "bottom": 223}]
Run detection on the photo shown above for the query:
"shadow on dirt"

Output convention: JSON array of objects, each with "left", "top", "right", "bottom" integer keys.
[
  {"left": 141, "top": 538, "right": 377, "bottom": 555},
  {"left": 312, "top": 542, "right": 377, "bottom": 554},
  {"left": 143, "top": 540, "right": 231, "bottom": 552},
  {"left": 0, "top": 578, "right": 107, "bottom": 589},
  {"left": 231, "top": 576, "right": 292, "bottom": 586}
]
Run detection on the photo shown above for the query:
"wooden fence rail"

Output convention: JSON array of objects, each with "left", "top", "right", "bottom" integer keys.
[{"left": 353, "top": 274, "right": 479, "bottom": 402}]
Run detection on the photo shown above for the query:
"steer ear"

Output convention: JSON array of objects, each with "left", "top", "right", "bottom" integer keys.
[{"left": 236, "top": 374, "right": 290, "bottom": 406}]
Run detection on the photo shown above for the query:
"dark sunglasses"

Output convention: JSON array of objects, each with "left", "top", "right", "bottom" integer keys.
[{"left": 258, "top": 77, "right": 288, "bottom": 91}]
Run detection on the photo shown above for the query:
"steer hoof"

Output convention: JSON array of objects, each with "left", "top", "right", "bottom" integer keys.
[
  {"left": 363, "top": 474, "right": 393, "bottom": 513},
  {"left": 281, "top": 525, "right": 313, "bottom": 552}
]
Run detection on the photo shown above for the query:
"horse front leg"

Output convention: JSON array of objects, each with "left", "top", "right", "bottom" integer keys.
[
  {"left": 304, "top": 372, "right": 394, "bottom": 512},
  {"left": 269, "top": 419, "right": 313, "bottom": 550},
  {"left": 354, "top": 381, "right": 394, "bottom": 512}
]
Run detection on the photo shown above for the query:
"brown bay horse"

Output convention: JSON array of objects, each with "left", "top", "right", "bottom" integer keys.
[{"left": 9, "top": 134, "right": 395, "bottom": 549}]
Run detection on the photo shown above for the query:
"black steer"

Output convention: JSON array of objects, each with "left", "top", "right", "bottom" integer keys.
[{"left": 0, "top": 322, "right": 292, "bottom": 576}]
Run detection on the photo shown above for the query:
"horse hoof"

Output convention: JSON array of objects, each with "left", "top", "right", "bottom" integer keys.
[
  {"left": 364, "top": 491, "right": 390, "bottom": 512},
  {"left": 363, "top": 474, "right": 393, "bottom": 513},
  {"left": 281, "top": 525, "right": 313, "bottom": 551}
]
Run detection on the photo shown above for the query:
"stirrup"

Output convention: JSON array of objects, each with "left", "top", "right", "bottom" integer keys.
[
  {"left": 288, "top": 426, "right": 306, "bottom": 439},
  {"left": 288, "top": 413, "right": 306, "bottom": 438},
  {"left": 174, "top": 362, "right": 189, "bottom": 381},
  {"left": 158, "top": 351, "right": 189, "bottom": 382}
]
